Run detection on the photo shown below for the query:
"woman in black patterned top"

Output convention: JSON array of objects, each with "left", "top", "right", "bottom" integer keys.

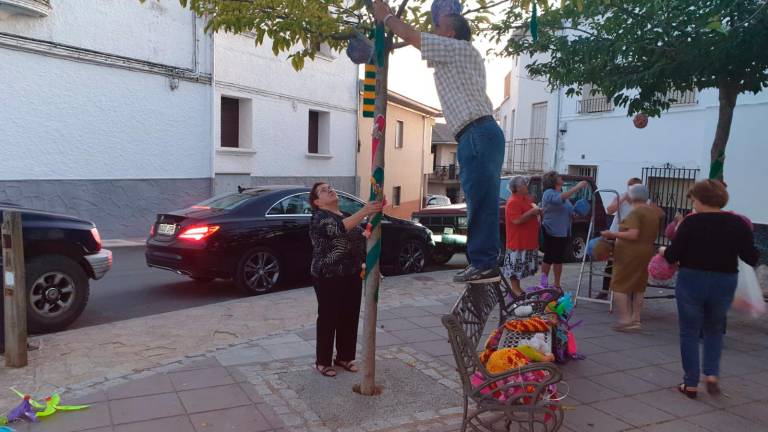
[{"left": 309, "top": 182, "right": 382, "bottom": 377}]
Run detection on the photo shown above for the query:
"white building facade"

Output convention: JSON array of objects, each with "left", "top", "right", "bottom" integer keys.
[
  {"left": 212, "top": 33, "right": 359, "bottom": 195},
  {"left": 1, "top": 1, "right": 360, "bottom": 239},
  {"left": 0, "top": 0, "right": 214, "bottom": 238},
  {"left": 553, "top": 87, "right": 768, "bottom": 262},
  {"left": 498, "top": 51, "right": 768, "bottom": 262},
  {"left": 495, "top": 53, "right": 557, "bottom": 176}
]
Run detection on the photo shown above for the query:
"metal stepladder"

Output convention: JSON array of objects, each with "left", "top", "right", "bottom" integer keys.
[
  {"left": 573, "top": 189, "right": 620, "bottom": 311},
  {"left": 573, "top": 188, "right": 678, "bottom": 311}
]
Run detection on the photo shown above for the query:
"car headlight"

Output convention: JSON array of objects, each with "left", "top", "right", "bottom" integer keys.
[{"left": 457, "top": 217, "right": 468, "bottom": 227}]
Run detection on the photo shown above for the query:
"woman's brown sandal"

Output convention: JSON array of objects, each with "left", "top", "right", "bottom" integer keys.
[
  {"left": 706, "top": 380, "right": 721, "bottom": 396},
  {"left": 334, "top": 359, "right": 359, "bottom": 372},
  {"left": 315, "top": 364, "right": 336, "bottom": 377},
  {"left": 678, "top": 383, "right": 697, "bottom": 399}
]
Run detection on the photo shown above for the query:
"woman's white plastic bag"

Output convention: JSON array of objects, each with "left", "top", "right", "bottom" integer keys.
[{"left": 733, "top": 259, "right": 766, "bottom": 318}]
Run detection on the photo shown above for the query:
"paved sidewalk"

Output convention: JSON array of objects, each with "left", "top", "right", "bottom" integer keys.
[{"left": 2, "top": 266, "right": 767, "bottom": 431}]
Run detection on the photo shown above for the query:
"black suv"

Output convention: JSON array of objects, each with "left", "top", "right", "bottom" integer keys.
[
  {"left": 0, "top": 204, "right": 112, "bottom": 337},
  {"left": 411, "top": 175, "right": 608, "bottom": 264}
]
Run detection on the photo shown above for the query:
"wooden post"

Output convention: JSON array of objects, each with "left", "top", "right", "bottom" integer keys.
[{"left": 3, "top": 210, "right": 27, "bottom": 367}]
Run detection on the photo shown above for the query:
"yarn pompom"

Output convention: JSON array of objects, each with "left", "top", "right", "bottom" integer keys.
[{"left": 648, "top": 253, "right": 677, "bottom": 281}]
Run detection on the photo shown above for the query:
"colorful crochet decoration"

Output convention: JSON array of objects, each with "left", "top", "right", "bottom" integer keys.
[
  {"left": 503, "top": 316, "right": 553, "bottom": 333},
  {"left": 32, "top": 394, "right": 89, "bottom": 418},
  {"left": 573, "top": 198, "right": 590, "bottom": 216},
  {"left": 486, "top": 348, "right": 530, "bottom": 374},
  {"left": 516, "top": 345, "right": 555, "bottom": 363},
  {"left": 469, "top": 370, "right": 558, "bottom": 415},
  {"left": 346, "top": 31, "right": 373, "bottom": 64},
  {"left": 362, "top": 64, "right": 376, "bottom": 118},
  {"left": 479, "top": 326, "right": 504, "bottom": 364},
  {"left": 5, "top": 396, "right": 36, "bottom": 423},
  {"left": 587, "top": 237, "right": 612, "bottom": 261}
]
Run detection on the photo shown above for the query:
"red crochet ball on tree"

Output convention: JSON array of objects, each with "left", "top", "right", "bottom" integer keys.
[{"left": 633, "top": 113, "right": 649, "bottom": 129}]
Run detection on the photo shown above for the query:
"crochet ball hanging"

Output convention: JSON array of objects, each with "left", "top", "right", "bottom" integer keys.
[
  {"left": 633, "top": 113, "right": 648, "bottom": 129},
  {"left": 346, "top": 34, "right": 373, "bottom": 65}
]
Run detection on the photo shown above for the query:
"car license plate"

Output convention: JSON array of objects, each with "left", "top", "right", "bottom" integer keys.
[
  {"left": 157, "top": 223, "right": 176, "bottom": 236},
  {"left": 443, "top": 227, "right": 454, "bottom": 235}
]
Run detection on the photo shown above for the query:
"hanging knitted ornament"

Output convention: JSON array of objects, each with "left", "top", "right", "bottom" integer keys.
[
  {"left": 633, "top": 112, "right": 648, "bottom": 129},
  {"left": 346, "top": 31, "right": 373, "bottom": 64}
]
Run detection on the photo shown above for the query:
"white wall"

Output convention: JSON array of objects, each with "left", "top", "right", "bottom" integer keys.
[
  {"left": 0, "top": 0, "right": 208, "bottom": 71},
  {"left": 213, "top": 33, "right": 358, "bottom": 178},
  {"left": 555, "top": 89, "right": 768, "bottom": 223},
  {"left": 0, "top": 2, "right": 212, "bottom": 181}
]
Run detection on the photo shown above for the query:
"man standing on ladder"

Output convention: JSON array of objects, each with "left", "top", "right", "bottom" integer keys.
[{"left": 373, "top": 0, "right": 505, "bottom": 283}]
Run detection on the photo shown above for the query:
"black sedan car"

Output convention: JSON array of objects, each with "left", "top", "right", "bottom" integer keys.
[{"left": 145, "top": 186, "right": 434, "bottom": 294}]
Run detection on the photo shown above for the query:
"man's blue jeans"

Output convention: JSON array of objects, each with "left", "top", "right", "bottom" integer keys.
[
  {"left": 675, "top": 268, "right": 737, "bottom": 387},
  {"left": 457, "top": 118, "right": 505, "bottom": 270}
]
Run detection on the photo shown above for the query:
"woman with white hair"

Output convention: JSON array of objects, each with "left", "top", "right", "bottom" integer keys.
[
  {"left": 600, "top": 184, "right": 660, "bottom": 331},
  {"left": 502, "top": 176, "right": 542, "bottom": 296}
]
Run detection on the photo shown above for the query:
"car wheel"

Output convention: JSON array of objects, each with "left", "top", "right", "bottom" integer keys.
[
  {"left": 189, "top": 276, "right": 215, "bottom": 282},
  {"left": 26, "top": 255, "right": 90, "bottom": 334},
  {"left": 430, "top": 246, "right": 454, "bottom": 265},
  {"left": 568, "top": 232, "right": 587, "bottom": 262},
  {"left": 235, "top": 247, "right": 281, "bottom": 295},
  {"left": 395, "top": 239, "right": 427, "bottom": 274}
]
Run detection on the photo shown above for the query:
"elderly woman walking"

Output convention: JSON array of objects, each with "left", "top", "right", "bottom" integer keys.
[
  {"left": 309, "top": 182, "right": 382, "bottom": 377},
  {"left": 502, "top": 176, "right": 542, "bottom": 296},
  {"left": 540, "top": 171, "right": 589, "bottom": 290},
  {"left": 600, "top": 184, "right": 659, "bottom": 331},
  {"left": 661, "top": 180, "right": 759, "bottom": 398}
]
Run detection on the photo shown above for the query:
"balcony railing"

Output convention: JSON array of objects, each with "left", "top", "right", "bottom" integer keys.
[
  {"left": 429, "top": 164, "right": 459, "bottom": 182},
  {"left": 504, "top": 138, "right": 546, "bottom": 174},
  {"left": 666, "top": 89, "right": 697, "bottom": 106},
  {"left": 578, "top": 96, "right": 614, "bottom": 114}
]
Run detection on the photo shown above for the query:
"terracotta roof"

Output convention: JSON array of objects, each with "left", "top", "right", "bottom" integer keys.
[
  {"left": 358, "top": 81, "right": 442, "bottom": 117},
  {"left": 432, "top": 123, "right": 456, "bottom": 144}
]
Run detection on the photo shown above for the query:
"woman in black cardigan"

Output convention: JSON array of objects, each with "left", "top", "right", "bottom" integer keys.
[
  {"left": 308, "top": 182, "right": 382, "bottom": 377},
  {"left": 662, "top": 180, "right": 759, "bottom": 399}
]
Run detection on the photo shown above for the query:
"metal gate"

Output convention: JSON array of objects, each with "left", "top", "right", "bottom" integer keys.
[{"left": 641, "top": 164, "right": 700, "bottom": 245}]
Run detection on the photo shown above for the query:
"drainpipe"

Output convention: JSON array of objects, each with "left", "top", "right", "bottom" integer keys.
[
  {"left": 553, "top": 85, "right": 562, "bottom": 173},
  {"left": 419, "top": 115, "right": 427, "bottom": 211},
  {"left": 208, "top": 20, "right": 217, "bottom": 197}
]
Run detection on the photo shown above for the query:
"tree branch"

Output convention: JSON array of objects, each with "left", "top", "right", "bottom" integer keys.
[{"left": 463, "top": 0, "right": 508, "bottom": 15}]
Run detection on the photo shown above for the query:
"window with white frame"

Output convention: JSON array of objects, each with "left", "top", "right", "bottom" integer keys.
[
  {"left": 395, "top": 120, "right": 404, "bottom": 149},
  {"left": 392, "top": 186, "right": 401, "bottom": 207},
  {"left": 308, "top": 110, "right": 330, "bottom": 154},
  {"left": 221, "top": 96, "right": 252, "bottom": 148}
]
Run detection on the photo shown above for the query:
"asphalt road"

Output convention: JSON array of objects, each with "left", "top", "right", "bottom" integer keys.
[{"left": 74, "top": 247, "right": 468, "bottom": 330}]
